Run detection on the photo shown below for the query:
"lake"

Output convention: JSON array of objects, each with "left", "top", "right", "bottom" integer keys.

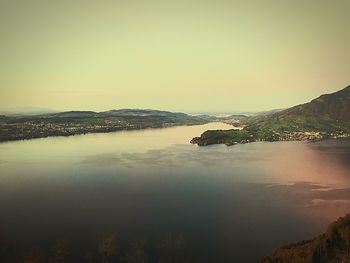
[{"left": 0, "top": 122, "right": 349, "bottom": 262}]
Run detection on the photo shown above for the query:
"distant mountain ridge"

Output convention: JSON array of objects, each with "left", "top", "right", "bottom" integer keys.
[
  {"left": 35, "top": 109, "right": 190, "bottom": 119},
  {"left": 99, "top": 109, "right": 188, "bottom": 118},
  {"left": 0, "top": 107, "right": 58, "bottom": 116}
]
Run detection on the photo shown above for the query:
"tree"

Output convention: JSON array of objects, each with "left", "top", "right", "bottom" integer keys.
[
  {"left": 49, "top": 239, "right": 68, "bottom": 263},
  {"left": 123, "top": 240, "right": 148, "bottom": 263},
  {"left": 98, "top": 234, "right": 117, "bottom": 263}
]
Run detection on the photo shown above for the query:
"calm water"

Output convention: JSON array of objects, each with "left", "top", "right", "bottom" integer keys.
[{"left": 0, "top": 123, "right": 350, "bottom": 262}]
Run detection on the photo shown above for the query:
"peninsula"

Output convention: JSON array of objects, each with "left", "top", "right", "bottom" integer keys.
[{"left": 191, "top": 85, "right": 350, "bottom": 146}]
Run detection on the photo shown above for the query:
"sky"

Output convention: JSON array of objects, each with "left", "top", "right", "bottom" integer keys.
[{"left": 1, "top": 0, "right": 349, "bottom": 113}]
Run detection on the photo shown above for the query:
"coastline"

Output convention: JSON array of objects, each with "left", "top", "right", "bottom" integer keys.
[
  {"left": 0, "top": 121, "right": 210, "bottom": 143},
  {"left": 190, "top": 128, "right": 350, "bottom": 147}
]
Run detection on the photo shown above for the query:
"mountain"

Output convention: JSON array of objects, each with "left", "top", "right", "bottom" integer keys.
[
  {"left": 99, "top": 109, "right": 188, "bottom": 118},
  {"left": 248, "top": 85, "right": 350, "bottom": 132},
  {"left": 255, "top": 108, "right": 285, "bottom": 116},
  {"left": 261, "top": 213, "right": 350, "bottom": 262},
  {"left": 280, "top": 86, "right": 350, "bottom": 121},
  {"left": 29, "top": 109, "right": 190, "bottom": 119}
]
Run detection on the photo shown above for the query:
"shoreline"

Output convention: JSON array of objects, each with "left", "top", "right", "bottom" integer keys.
[
  {"left": 0, "top": 121, "right": 215, "bottom": 144},
  {"left": 190, "top": 129, "right": 350, "bottom": 147}
]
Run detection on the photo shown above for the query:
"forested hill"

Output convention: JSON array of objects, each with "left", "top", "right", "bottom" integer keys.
[{"left": 247, "top": 85, "right": 350, "bottom": 132}]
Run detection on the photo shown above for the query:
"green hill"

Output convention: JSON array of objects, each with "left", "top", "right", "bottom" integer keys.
[{"left": 247, "top": 85, "right": 350, "bottom": 133}]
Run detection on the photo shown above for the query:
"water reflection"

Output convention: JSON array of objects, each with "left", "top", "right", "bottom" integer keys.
[{"left": 0, "top": 123, "right": 349, "bottom": 262}]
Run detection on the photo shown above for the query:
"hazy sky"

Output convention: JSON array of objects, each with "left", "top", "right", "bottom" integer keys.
[{"left": 1, "top": 0, "right": 349, "bottom": 112}]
